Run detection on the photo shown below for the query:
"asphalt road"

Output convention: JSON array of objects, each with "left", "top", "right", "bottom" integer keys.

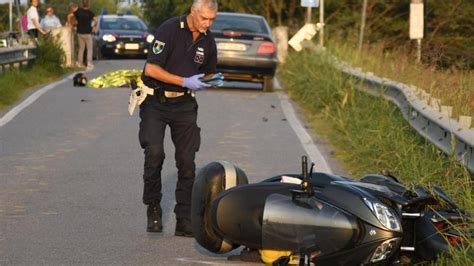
[{"left": 0, "top": 59, "right": 340, "bottom": 265}]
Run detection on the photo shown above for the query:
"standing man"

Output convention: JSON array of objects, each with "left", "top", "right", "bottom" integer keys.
[
  {"left": 139, "top": 0, "right": 218, "bottom": 237},
  {"left": 40, "top": 7, "right": 62, "bottom": 30},
  {"left": 26, "top": 0, "right": 47, "bottom": 38},
  {"left": 74, "top": 0, "right": 97, "bottom": 69}
]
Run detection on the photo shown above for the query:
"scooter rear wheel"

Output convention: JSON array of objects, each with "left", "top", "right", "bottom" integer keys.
[{"left": 191, "top": 161, "right": 248, "bottom": 253}]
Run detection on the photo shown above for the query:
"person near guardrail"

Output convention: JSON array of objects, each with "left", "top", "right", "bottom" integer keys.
[
  {"left": 67, "top": 3, "right": 79, "bottom": 30},
  {"left": 74, "top": 0, "right": 97, "bottom": 69},
  {"left": 19, "top": 15, "right": 28, "bottom": 33},
  {"left": 138, "top": 0, "right": 218, "bottom": 237},
  {"left": 66, "top": 3, "right": 79, "bottom": 67},
  {"left": 40, "top": 7, "right": 62, "bottom": 30},
  {"left": 27, "top": 0, "right": 47, "bottom": 38}
]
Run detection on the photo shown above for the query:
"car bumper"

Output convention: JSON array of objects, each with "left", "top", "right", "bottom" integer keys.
[
  {"left": 217, "top": 54, "right": 278, "bottom": 78},
  {"left": 99, "top": 42, "right": 149, "bottom": 56}
]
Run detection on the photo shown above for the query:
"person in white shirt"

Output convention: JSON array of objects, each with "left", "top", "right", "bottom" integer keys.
[
  {"left": 40, "top": 7, "right": 62, "bottom": 30},
  {"left": 27, "top": 0, "right": 47, "bottom": 38}
]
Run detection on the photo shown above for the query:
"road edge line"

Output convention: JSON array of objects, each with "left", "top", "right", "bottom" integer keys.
[
  {"left": 0, "top": 72, "right": 78, "bottom": 127},
  {"left": 277, "top": 90, "right": 333, "bottom": 174}
]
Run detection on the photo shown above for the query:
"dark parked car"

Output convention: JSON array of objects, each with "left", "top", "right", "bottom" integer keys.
[
  {"left": 93, "top": 14, "right": 153, "bottom": 59},
  {"left": 211, "top": 12, "right": 278, "bottom": 92}
]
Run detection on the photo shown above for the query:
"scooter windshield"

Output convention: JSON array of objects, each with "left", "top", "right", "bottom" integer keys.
[{"left": 333, "top": 181, "right": 397, "bottom": 196}]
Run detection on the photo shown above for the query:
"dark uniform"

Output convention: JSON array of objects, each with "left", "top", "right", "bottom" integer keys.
[{"left": 139, "top": 15, "right": 217, "bottom": 233}]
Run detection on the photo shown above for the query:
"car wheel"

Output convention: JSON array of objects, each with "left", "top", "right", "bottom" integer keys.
[{"left": 263, "top": 76, "right": 274, "bottom": 92}]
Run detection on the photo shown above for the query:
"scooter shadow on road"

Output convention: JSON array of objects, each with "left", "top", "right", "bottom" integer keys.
[{"left": 190, "top": 243, "right": 260, "bottom": 265}]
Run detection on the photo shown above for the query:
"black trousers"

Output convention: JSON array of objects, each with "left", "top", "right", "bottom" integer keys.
[
  {"left": 138, "top": 96, "right": 200, "bottom": 220},
  {"left": 27, "top": 29, "right": 38, "bottom": 38}
]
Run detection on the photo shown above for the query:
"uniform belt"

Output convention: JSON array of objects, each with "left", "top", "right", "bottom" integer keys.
[
  {"left": 142, "top": 84, "right": 193, "bottom": 98},
  {"left": 164, "top": 91, "right": 186, "bottom": 98},
  {"left": 142, "top": 84, "right": 194, "bottom": 103}
]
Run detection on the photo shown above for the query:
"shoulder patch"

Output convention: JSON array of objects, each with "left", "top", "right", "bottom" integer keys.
[{"left": 153, "top": 40, "right": 165, "bottom": 54}]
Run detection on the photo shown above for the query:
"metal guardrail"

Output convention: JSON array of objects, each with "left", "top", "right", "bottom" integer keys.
[
  {"left": 0, "top": 45, "right": 36, "bottom": 72},
  {"left": 331, "top": 59, "right": 474, "bottom": 173}
]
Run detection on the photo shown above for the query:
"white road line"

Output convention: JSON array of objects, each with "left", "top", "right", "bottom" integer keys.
[
  {"left": 277, "top": 91, "right": 333, "bottom": 174},
  {"left": 176, "top": 257, "right": 247, "bottom": 265},
  {"left": 0, "top": 72, "right": 78, "bottom": 127}
]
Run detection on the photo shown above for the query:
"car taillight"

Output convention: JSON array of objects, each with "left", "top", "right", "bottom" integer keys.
[
  {"left": 257, "top": 42, "right": 275, "bottom": 54},
  {"left": 223, "top": 31, "right": 242, "bottom": 37},
  {"left": 433, "top": 221, "right": 468, "bottom": 246},
  {"left": 433, "top": 222, "right": 446, "bottom": 231}
]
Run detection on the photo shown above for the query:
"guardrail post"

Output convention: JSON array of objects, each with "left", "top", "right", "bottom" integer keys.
[
  {"left": 459, "top": 116, "right": 472, "bottom": 129},
  {"left": 273, "top": 26, "right": 288, "bottom": 64},
  {"left": 50, "top": 27, "right": 74, "bottom": 67},
  {"left": 429, "top": 97, "right": 441, "bottom": 112},
  {"left": 440, "top": 106, "right": 453, "bottom": 118}
]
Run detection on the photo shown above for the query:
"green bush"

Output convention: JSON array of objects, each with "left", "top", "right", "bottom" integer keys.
[
  {"left": 34, "top": 35, "right": 66, "bottom": 72},
  {"left": 0, "top": 36, "right": 69, "bottom": 111}
]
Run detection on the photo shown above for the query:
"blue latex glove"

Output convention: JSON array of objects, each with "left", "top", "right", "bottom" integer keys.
[{"left": 183, "top": 73, "right": 211, "bottom": 91}]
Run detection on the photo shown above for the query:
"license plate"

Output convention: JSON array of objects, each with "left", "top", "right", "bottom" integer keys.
[
  {"left": 125, "top": 43, "right": 139, "bottom": 50},
  {"left": 217, "top": 42, "right": 246, "bottom": 51}
]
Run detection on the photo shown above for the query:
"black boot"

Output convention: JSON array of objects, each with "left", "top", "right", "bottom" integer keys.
[
  {"left": 175, "top": 218, "right": 193, "bottom": 237},
  {"left": 147, "top": 203, "right": 162, "bottom": 233}
]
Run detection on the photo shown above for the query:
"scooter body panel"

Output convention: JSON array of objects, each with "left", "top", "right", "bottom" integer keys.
[
  {"left": 211, "top": 180, "right": 402, "bottom": 259},
  {"left": 193, "top": 160, "right": 467, "bottom": 265},
  {"left": 211, "top": 183, "right": 295, "bottom": 249},
  {"left": 261, "top": 193, "right": 358, "bottom": 253}
]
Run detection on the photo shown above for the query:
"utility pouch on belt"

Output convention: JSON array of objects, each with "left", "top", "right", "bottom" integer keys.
[{"left": 128, "top": 81, "right": 154, "bottom": 116}]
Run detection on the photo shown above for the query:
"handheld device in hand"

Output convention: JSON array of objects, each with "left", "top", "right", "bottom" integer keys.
[{"left": 199, "top": 73, "right": 224, "bottom": 87}]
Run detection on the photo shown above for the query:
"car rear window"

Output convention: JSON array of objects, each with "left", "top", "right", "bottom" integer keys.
[
  {"left": 211, "top": 15, "right": 268, "bottom": 34},
  {"left": 101, "top": 17, "right": 147, "bottom": 31}
]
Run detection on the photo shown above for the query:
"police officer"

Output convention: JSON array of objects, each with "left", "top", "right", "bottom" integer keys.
[{"left": 139, "top": 0, "right": 218, "bottom": 237}]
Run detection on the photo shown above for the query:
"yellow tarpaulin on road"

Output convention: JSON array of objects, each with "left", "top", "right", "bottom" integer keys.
[{"left": 87, "top": 69, "right": 143, "bottom": 89}]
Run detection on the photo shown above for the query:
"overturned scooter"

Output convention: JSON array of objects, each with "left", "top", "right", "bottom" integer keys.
[{"left": 191, "top": 156, "right": 471, "bottom": 265}]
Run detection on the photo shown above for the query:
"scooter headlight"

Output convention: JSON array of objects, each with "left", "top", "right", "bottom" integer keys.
[
  {"left": 364, "top": 198, "right": 401, "bottom": 232},
  {"left": 370, "top": 238, "right": 400, "bottom": 263}
]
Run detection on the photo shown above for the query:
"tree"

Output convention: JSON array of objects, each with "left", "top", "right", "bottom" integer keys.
[
  {"left": 43, "top": 0, "right": 117, "bottom": 24},
  {"left": 141, "top": 0, "right": 472, "bottom": 68},
  {"left": 143, "top": 0, "right": 178, "bottom": 28},
  {"left": 271, "top": 0, "right": 284, "bottom": 26},
  {"left": 0, "top": 4, "right": 12, "bottom": 33}
]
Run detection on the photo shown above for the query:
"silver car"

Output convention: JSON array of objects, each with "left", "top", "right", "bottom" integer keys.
[{"left": 211, "top": 12, "right": 278, "bottom": 92}]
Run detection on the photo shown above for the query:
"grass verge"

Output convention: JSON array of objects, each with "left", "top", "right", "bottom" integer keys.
[
  {"left": 328, "top": 39, "right": 473, "bottom": 118},
  {"left": 278, "top": 50, "right": 473, "bottom": 265},
  {"left": 0, "top": 66, "right": 72, "bottom": 112},
  {"left": 0, "top": 37, "right": 75, "bottom": 113}
]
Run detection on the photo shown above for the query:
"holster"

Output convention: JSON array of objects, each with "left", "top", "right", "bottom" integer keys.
[{"left": 128, "top": 84, "right": 154, "bottom": 115}]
